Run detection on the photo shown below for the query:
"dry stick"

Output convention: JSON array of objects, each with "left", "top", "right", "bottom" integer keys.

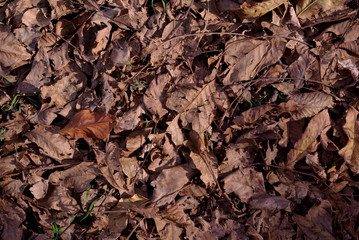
[{"left": 125, "top": 219, "right": 143, "bottom": 240}]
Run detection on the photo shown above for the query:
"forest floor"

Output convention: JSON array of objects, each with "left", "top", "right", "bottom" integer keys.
[{"left": 1, "top": 0, "right": 359, "bottom": 239}]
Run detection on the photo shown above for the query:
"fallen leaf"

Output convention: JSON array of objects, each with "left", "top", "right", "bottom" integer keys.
[
  {"left": 287, "top": 92, "right": 333, "bottom": 120},
  {"left": 26, "top": 125, "right": 75, "bottom": 162},
  {"left": 0, "top": 198, "right": 26, "bottom": 240},
  {"left": 151, "top": 165, "right": 195, "bottom": 207},
  {"left": 249, "top": 195, "right": 291, "bottom": 211},
  {"left": 59, "top": 110, "right": 116, "bottom": 140},
  {"left": 296, "top": 0, "right": 347, "bottom": 20},
  {"left": 287, "top": 109, "right": 331, "bottom": 168},
  {"left": 0, "top": 25, "right": 31, "bottom": 70},
  {"left": 236, "top": 0, "right": 287, "bottom": 20},
  {"left": 223, "top": 167, "right": 266, "bottom": 203},
  {"left": 339, "top": 107, "right": 359, "bottom": 174},
  {"left": 48, "top": 162, "right": 100, "bottom": 193}
]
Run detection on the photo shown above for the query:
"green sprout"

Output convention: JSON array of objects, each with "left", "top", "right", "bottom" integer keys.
[
  {"left": 132, "top": 79, "right": 147, "bottom": 90},
  {"left": 201, "top": 49, "right": 222, "bottom": 54},
  {"left": 143, "top": 118, "right": 151, "bottom": 128},
  {"left": 278, "top": 92, "right": 287, "bottom": 100},
  {"left": 3, "top": 94, "right": 23, "bottom": 112},
  {"left": 79, "top": 195, "right": 103, "bottom": 222},
  {"left": 0, "top": 128, "right": 7, "bottom": 141},
  {"left": 151, "top": 0, "right": 167, "bottom": 13},
  {"left": 0, "top": 74, "right": 15, "bottom": 85},
  {"left": 51, "top": 215, "right": 76, "bottom": 240},
  {"left": 254, "top": 94, "right": 267, "bottom": 106}
]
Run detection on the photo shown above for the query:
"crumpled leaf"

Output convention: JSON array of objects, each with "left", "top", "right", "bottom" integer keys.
[
  {"left": 339, "top": 107, "right": 359, "bottom": 174},
  {"left": 26, "top": 125, "right": 75, "bottom": 162},
  {"left": 249, "top": 195, "right": 291, "bottom": 211},
  {"left": 236, "top": 0, "right": 287, "bottom": 20},
  {"left": 48, "top": 162, "right": 100, "bottom": 193},
  {"left": 59, "top": 110, "right": 116, "bottom": 140},
  {"left": 0, "top": 25, "right": 31, "bottom": 69},
  {"left": 151, "top": 165, "right": 195, "bottom": 207},
  {"left": 287, "top": 109, "right": 331, "bottom": 168},
  {"left": 166, "top": 80, "right": 229, "bottom": 144},
  {"left": 0, "top": 198, "right": 26, "bottom": 240},
  {"left": 144, "top": 73, "right": 170, "bottom": 118},
  {"left": 296, "top": 0, "right": 347, "bottom": 19},
  {"left": 234, "top": 104, "right": 274, "bottom": 126},
  {"left": 30, "top": 179, "right": 49, "bottom": 200},
  {"left": 223, "top": 38, "right": 286, "bottom": 85},
  {"left": 293, "top": 215, "right": 335, "bottom": 240},
  {"left": 286, "top": 92, "right": 333, "bottom": 120},
  {"left": 38, "top": 185, "right": 80, "bottom": 214},
  {"left": 223, "top": 167, "right": 266, "bottom": 203},
  {"left": 94, "top": 142, "right": 127, "bottom": 193}
]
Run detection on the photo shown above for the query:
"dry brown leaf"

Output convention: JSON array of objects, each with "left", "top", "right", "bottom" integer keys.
[
  {"left": 286, "top": 92, "right": 333, "bottom": 120},
  {"left": 189, "top": 152, "right": 218, "bottom": 188},
  {"left": 293, "top": 215, "right": 335, "bottom": 240},
  {"left": 0, "top": 198, "right": 26, "bottom": 240},
  {"left": 151, "top": 165, "right": 195, "bottom": 207},
  {"left": 223, "top": 38, "right": 286, "bottom": 85},
  {"left": 338, "top": 107, "right": 359, "bottom": 174},
  {"left": 0, "top": 25, "right": 31, "bottom": 70},
  {"left": 223, "top": 167, "right": 266, "bottom": 203},
  {"left": 48, "top": 162, "right": 100, "bottom": 193},
  {"left": 59, "top": 110, "right": 116, "bottom": 140},
  {"left": 26, "top": 125, "right": 75, "bottom": 162},
  {"left": 144, "top": 73, "right": 170, "bottom": 118},
  {"left": 287, "top": 50, "right": 316, "bottom": 88},
  {"left": 236, "top": 0, "right": 287, "bottom": 20},
  {"left": 249, "top": 195, "right": 291, "bottom": 211},
  {"left": 29, "top": 179, "right": 49, "bottom": 200},
  {"left": 115, "top": 104, "right": 145, "bottom": 133},
  {"left": 296, "top": 0, "right": 347, "bottom": 20},
  {"left": 287, "top": 109, "right": 331, "bottom": 168},
  {"left": 234, "top": 104, "right": 274, "bottom": 126},
  {"left": 0, "top": 155, "right": 18, "bottom": 178},
  {"left": 166, "top": 80, "right": 229, "bottom": 142},
  {"left": 94, "top": 142, "right": 127, "bottom": 193},
  {"left": 38, "top": 185, "right": 80, "bottom": 214}
]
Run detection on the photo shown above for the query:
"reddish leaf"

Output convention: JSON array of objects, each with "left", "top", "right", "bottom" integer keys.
[{"left": 59, "top": 110, "right": 116, "bottom": 140}]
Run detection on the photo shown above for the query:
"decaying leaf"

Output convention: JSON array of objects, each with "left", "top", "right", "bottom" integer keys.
[
  {"left": 151, "top": 165, "right": 195, "bottom": 207},
  {"left": 339, "top": 107, "right": 359, "bottom": 174},
  {"left": 0, "top": 25, "right": 31, "bottom": 70},
  {"left": 0, "top": 198, "right": 26, "bottom": 240},
  {"left": 287, "top": 109, "right": 331, "bottom": 168},
  {"left": 223, "top": 167, "right": 266, "bottom": 203},
  {"left": 166, "top": 80, "right": 229, "bottom": 143},
  {"left": 296, "top": 0, "right": 347, "bottom": 19},
  {"left": 26, "top": 125, "right": 75, "bottom": 162},
  {"left": 59, "top": 110, "right": 116, "bottom": 140},
  {"left": 48, "top": 162, "right": 100, "bottom": 193},
  {"left": 286, "top": 92, "right": 333, "bottom": 120},
  {"left": 236, "top": 0, "right": 287, "bottom": 20},
  {"left": 224, "top": 38, "right": 286, "bottom": 85}
]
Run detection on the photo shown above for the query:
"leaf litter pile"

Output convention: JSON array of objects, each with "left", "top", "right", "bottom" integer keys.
[{"left": 1, "top": 0, "right": 359, "bottom": 239}]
